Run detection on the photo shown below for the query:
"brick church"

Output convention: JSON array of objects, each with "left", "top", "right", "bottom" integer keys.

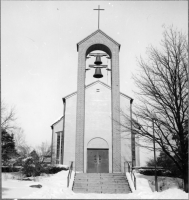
[{"left": 50, "top": 29, "right": 140, "bottom": 173}]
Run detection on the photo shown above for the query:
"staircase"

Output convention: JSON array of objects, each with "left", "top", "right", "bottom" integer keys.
[{"left": 72, "top": 173, "right": 131, "bottom": 194}]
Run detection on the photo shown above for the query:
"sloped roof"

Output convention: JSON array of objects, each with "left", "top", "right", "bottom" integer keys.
[
  {"left": 63, "top": 80, "right": 133, "bottom": 100},
  {"left": 77, "top": 29, "right": 121, "bottom": 51},
  {"left": 51, "top": 116, "right": 64, "bottom": 128},
  {"left": 51, "top": 80, "right": 133, "bottom": 127}
]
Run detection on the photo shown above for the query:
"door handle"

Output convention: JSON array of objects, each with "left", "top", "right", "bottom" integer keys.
[
  {"left": 94, "top": 155, "right": 102, "bottom": 164},
  {"left": 94, "top": 155, "right": 97, "bottom": 164},
  {"left": 99, "top": 155, "right": 101, "bottom": 164}
]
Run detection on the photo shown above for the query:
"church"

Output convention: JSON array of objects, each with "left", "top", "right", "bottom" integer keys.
[{"left": 50, "top": 23, "right": 140, "bottom": 173}]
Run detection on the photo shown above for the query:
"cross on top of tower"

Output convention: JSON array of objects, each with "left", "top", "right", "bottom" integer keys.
[{"left": 93, "top": 5, "right": 105, "bottom": 29}]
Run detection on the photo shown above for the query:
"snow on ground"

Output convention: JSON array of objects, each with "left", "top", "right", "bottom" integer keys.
[
  {"left": 136, "top": 173, "right": 183, "bottom": 192},
  {"left": 2, "top": 171, "right": 188, "bottom": 199},
  {"left": 132, "top": 173, "right": 187, "bottom": 199},
  {"left": 53, "top": 164, "right": 69, "bottom": 169}
]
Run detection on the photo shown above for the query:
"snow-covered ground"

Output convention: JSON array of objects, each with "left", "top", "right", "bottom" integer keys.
[{"left": 2, "top": 170, "right": 188, "bottom": 199}]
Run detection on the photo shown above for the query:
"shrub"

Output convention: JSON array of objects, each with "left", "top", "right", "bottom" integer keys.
[
  {"left": 19, "top": 153, "right": 68, "bottom": 177},
  {"left": 139, "top": 168, "right": 175, "bottom": 177},
  {"left": 146, "top": 151, "right": 182, "bottom": 178},
  {"left": 2, "top": 166, "right": 21, "bottom": 172},
  {"left": 42, "top": 165, "right": 68, "bottom": 174},
  {"left": 21, "top": 157, "right": 42, "bottom": 177}
]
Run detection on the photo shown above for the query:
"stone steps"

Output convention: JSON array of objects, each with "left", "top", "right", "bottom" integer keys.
[
  {"left": 74, "top": 182, "right": 129, "bottom": 184},
  {"left": 72, "top": 173, "right": 131, "bottom": 194},
  {"left": 73, "top": 189, "right": 130, "bottom": 193},
  {"left": 74, "top": 184, "right": 128, "bottom": 186},
  {"left": 74, "top": 181, "right": 129, "bottom": 184},
  {"left": 74, "top": 186, "right": 129, "bottom": 189},
  {"left": 75, "top": 173, "right": 125, "bottom": 176},
  {"left": 75, "top": 178, "right": 128, "bottom": 180},
  {"left": 75, "top": 177, "right": 127, "bottom": 179}
]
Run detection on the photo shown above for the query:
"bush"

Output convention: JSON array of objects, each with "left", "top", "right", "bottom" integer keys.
[
  {"left": 19, "top": 153, "right": 68, "bottom": 177},
  {"left": 146, "top": 151, "right": 182, "bottom": 178},
  {"left": 139, "top": 168, "right": 175, "bottom": 177},
  {"left": 42, "top": 165, "right": 68, "bottom": 174},
  {"left": 21, "top": 157, "right": 42, "bottom": 177},
  {"left": 2, "top": 166, "right": 22, "bottom": 172}
]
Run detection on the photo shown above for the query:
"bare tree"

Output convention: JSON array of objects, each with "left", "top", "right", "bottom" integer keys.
[
  {"left": 16, "top": 144, "right": 31, "bottom": 158},
  {"left": 120, "top": 27, "right": 188, "bottom": 192},
  {"left": 1, "top": 101, "right": 33, "bottom": 167},
  {"left": 14, "top": 128, "right": 32, "bottom": 158},
  {"left": 1, "top": 101, "right": 17, "bottom": 133},
  {"left": 36, "top": 142, "right": 51, "bottom": 164},
  {"left": 14, "top": 128, "right": 25, "bottom": 147}
]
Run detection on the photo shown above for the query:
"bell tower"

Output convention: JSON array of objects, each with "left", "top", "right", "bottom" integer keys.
[{"left": 75, "top": 7, "right": 121, "bottom": 173}]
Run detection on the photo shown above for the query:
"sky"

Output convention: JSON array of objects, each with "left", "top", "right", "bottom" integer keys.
[{"left": 1, "top": 1, "right": 188, "bottom": 164}]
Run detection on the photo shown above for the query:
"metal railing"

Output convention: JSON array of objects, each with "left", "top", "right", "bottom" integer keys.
[
  {"left": 67, "top": 161, "right": 73, "bottom": 187},
  {"left": 125, "top": 161, "right": 164, "bottom": 191},
  {"left": 132, "top": 166, "right": 163, "bottom": 170},
  {"left": 126, "top": 161, "right": 137, "bottom": 190}
]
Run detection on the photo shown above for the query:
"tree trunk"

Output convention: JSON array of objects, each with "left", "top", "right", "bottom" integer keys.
[
  {"left": 183, "top": 176, "right": 188, "bottom": 193},
  {"left": 183, "top": 164, "right": 188, "bottom": 193}
]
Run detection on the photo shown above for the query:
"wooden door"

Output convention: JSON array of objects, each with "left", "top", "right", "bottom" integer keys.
[{"left": 87, "top": 149, "right": 109, "bottom": 173}]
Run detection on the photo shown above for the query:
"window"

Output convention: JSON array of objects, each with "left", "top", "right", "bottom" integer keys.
[
  {"left": 56, "top": 133, "right": 61, "bottom": 164},
  {"left": 56, "top": 132, "right": 63, "bottom": 164}
]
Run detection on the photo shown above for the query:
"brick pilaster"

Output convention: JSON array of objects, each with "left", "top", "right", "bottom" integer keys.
[
  {"left": 111, "top": 49, "right": 121, "bottom": 172},
  {"left": 75, "top": 51, "right": 85, "bottom": 172}
]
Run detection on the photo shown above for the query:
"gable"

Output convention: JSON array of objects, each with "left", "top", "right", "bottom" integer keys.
[
  {"left": 63, "top": 80, "right": 133, "bottom": 100},
  {"left": 77, "top": 29, "right": 121, "bottom": 52},
  {"left": 51, "top": 116, "right": 63, "bottom": 128},
  {"left": 52, "top": 81, "right": 133, "bottom": 126}
]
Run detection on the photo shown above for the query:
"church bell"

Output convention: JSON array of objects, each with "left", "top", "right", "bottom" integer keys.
[
  {"left": 93, "top": 68, "right": 103, "bottom": 78},
  {"left": 94, "top": 55, "right": 102, "bottom": 65}
]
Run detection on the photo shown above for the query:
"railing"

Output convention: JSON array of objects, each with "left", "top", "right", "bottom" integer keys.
[
  {"left": 67, "top": 161, "right": 73, "bottom": 187},
  {"left": 132, "top": 166, "right": 163, "bottom": 170},
  {"left": 125, "top": 162, "right": 164, "bottom": 191},
  {"left": 127, "top": 161, "right": 137, "bottom": 190}
]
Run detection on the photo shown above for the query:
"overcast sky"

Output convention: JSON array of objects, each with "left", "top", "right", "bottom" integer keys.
[{"left": 2, "top": 1, "right": 188, "bottom": 163}]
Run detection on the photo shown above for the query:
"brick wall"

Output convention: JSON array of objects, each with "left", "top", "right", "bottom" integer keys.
[
  {"left": 76, "top": 31, "right": 121, "bottom": 172},
  {"left": 84, "top": 82, "right": 112, "bottom": 172}
]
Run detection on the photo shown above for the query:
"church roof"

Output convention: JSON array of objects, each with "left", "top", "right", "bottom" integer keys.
[
  {"left": 51, "top": 116, "right": 64, "bottom": 128},
  {"left": 63, "top": 80, "right": 133, "bottom": 100},
  {"left": 77, "top": 29, "right": 121, "bottom": 51},
  {"left": 51, "top": 80, "right": 133, "bottom": 127}
]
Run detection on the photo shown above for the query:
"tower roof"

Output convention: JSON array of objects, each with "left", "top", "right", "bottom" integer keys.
[{"left": 77, "top": 29, "right": 121, "bottom": 52}]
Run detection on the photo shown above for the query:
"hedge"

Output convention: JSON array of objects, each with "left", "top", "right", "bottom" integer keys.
[
  {"left": 42, "top": 165, "right": 68, "bottom": 174},
  {"left": 139, "top": 168, "right": 176, "bottom": 177},
  {"left": 2, "top": 166, "right": 22, "bottom": 172}
]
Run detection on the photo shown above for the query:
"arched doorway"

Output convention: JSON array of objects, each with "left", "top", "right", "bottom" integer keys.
[{"left": 87, "top": 138, "right": 109, "bottom": 173}]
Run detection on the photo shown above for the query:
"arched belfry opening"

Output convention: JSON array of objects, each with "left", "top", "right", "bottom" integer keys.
[
  {"left": 75, "top": 29, "right": 121, "bottom": 173},
  {"left": 85, "top": 44, "right": 112, "bottom": 85},
  {"left": 86, "top": 44, "right": 112, "bottom": 58}
]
